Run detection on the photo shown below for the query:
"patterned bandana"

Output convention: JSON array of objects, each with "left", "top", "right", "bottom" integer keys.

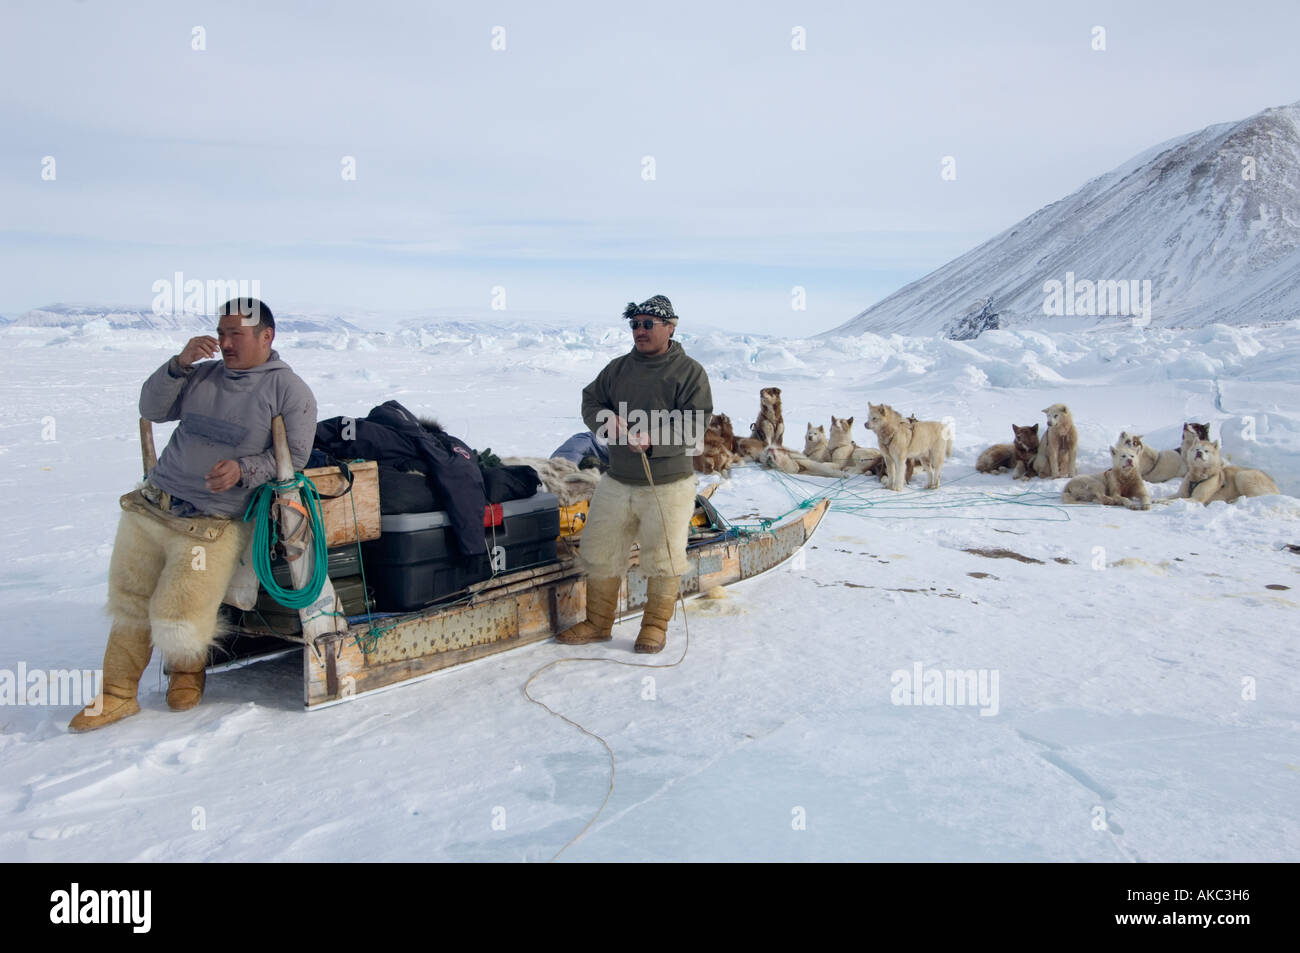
[{"left": 623, "top": 294, "right": 678, "bottom": 324}]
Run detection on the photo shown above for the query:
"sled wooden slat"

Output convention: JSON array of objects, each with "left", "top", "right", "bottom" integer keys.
[
  {"left": 305, "top": 460, "right": 380, "bottom": 546},
  {"left": 299, "top": 498, "right": 829, "bottom": 708}
]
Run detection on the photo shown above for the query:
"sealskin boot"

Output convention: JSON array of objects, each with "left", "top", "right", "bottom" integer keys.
[
  {"left": 634, "top": 576, "right": 680, "bottom": 654},
  {"left": 166, "top": 664, "right": 206, "bottom": 711},
  {"left": 68, "top": 623, "right": 153, "bottom": 732},
  {"left": 555, "top": 576, "right": 621, "bottom": 644}
]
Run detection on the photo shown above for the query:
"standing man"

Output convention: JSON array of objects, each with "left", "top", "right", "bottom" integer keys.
[
  {"left": 69, "top": 298, "right": 318, "bottom": 731},
  {"left": 557, "top": 295, "right": 712, "bottom": 653}
]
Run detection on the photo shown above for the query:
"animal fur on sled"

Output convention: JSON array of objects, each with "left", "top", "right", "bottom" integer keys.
[{"left": 501, "top": 456, "right": 601, "bottom": 507}]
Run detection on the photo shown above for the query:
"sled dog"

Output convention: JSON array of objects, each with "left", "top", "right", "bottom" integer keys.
[
  {"left": 1033, "top": 404, "right": 1078, "bottom": 478},
  {"left": 825, "top": 415, "right": 885, "bottom": 473},
  {"left": 749, "top": 387, "right": 784, "bottom": 448},
  {"left": 1115, "top": 431, "right": 1181, "bottom": 483},
  {"left": 759, "top": 445, "right": 849, "bottom": 478},
  {"left": 1178, "top": 440, "right": 1280, "bottom": 503},
  {"left": 693, "top": 413, "right": 742, "bottom": 476},
  {"left": 1062, "top": 444, "right": 1151, "bottom": 509},
  {"left": 1009, "top": 424, "right": 1041, "bottom": 480},
  {"left": 976, "top": 432, "right": 1015, "bottom": 474},
  {"left": 804, "top": 423, "right": 829, "bottom": 461},
  {"left": 866, "top": 403, "right": 950, "bottom": 491}
]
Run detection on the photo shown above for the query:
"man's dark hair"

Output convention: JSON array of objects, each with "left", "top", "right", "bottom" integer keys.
[{"left": 217, "top": 298, "right": 275, "bottom": 334}]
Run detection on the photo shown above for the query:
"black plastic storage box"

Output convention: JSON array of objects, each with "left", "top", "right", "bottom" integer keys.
[{"left": 361, "top": 492, "right": 561, "bottom": 611}]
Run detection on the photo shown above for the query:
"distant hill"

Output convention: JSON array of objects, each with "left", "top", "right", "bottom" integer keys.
[
  {"left": 11, "top": 304, "right": 365, "bottom": 334},
  {"left": 830, "top": 100, "right": 1300, "bottom": 338}
]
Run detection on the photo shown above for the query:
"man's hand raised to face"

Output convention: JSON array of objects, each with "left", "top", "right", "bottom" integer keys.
[{"left": 179, "top": 336, "right": 220, "bottom": 368}]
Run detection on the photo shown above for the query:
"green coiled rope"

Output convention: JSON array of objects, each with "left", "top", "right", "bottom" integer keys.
[{"left": 242, "top": 474, "right": 330, "bottom": 609}]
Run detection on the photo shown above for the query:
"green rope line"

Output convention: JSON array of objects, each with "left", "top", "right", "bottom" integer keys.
[
  {"left": 243, "top": 474, "right": 330, "bottom": 610},
  {"left": 727, "top": 467, "right": 1076, "bottom": 529}
]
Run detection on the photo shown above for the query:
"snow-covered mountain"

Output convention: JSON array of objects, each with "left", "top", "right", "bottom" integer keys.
[{"left": 831, "top": 100, "right": 1300, "bottom": 338}]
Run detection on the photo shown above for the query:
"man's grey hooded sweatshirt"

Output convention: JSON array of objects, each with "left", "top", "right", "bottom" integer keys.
[{"left": 140, "top": 350, "right": 318, "bottom": 518}]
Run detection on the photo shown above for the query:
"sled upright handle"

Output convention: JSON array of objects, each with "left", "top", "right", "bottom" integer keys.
[
  {"left": 139, "top": 418, "right": 158, "bottom": 476},
  {"left": 271, "top": 415, "right": 293, "bottom": 480}
]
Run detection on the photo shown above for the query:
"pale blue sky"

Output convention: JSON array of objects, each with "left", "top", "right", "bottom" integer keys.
[{"left": 1, "top": 0, "right": 1297, "bottom": 333}]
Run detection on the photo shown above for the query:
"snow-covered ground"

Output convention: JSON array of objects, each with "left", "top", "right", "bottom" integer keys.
[{"left": 1, "top": 317, "right": 1298, "bottom": 861}]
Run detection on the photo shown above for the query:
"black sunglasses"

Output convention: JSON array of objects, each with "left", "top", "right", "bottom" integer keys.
[{"left": 628, "top": 317, "right": 667, "bottom": 330}]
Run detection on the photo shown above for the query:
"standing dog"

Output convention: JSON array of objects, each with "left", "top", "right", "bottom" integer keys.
[
  {"left": 866, "top": 403, "right": 950, "bottom": 491},
  {"left": 1178, "top": 440, "right": 1279, "bottom": 503},
  {"left": 1062, "top": 444, "right": 1151, "bottom": 509},
  {"left": 1033, "top": 404, "right": 1078, "bottom": 478},
  {"left": 749, "top": 387, "right": 784, "bottom": 448}
]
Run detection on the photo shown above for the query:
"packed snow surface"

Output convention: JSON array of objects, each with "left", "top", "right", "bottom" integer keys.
[{"left": 1, "top": 315, "right": 1298, "bottom": 861}]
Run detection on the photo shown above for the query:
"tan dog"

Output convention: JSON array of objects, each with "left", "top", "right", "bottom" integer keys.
[
  {"left": 1117, "top": 431, "right": 1183, "bottom": 483},
  {"left": 1178, "top": 440, "right": 1280, "bottom": 503},
  {"left": 1062, "top": 444, "right": 1151, "bottom": 509},
  {"left": 759, "top": 445, "right": 849, "bottom": 478},
  {"left": 866, "top": 403, "right": 950, "bottom": 491},
  {"left": 825, "top": 415, "right": 884, "bottom": 473},
  {"left": 749, "top": 387, "right": 784, "bottom": 448},
  {"left": 1033, "top": 404, "right": 1078, "bottom": 478},
  {"left": 1179, "top": 422, "right": 1210, "bottom": 465},
  {"left": 692, "top": 413, "right": 742, "bottom": 476},
  {"left": 735, "top": 436, "right": 766, "bottom": 461},
  {"left": 1010, "top": 424, "right": 1041, "bottom": 479},
  {"left": 804, "top": 423, "right": 829, "bottom": 461}
]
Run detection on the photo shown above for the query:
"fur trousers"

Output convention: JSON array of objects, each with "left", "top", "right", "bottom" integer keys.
[
  {"left": 105, "top": 509, "right": 254, "bottom": 668},
  {"left": 578, "top": 473, "right": 697, "bottom": 578}
]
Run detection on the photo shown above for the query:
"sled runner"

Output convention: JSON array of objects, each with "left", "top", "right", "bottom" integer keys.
[{"left": 142, "top": 418, "right": 827, "bottom": 709}]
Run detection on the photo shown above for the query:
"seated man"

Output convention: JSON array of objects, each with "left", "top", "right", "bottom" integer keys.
[{"left": 69, "top": 298, "right": 317, "bottom": 731}]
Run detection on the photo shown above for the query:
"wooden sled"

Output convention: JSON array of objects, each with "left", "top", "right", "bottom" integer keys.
[{"left": 143, "top": 419, "right": 828, "bottom": 709}]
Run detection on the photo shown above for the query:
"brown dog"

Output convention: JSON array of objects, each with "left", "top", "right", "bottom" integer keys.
[
  {"left": 1007, "top": 424, "right": 1040, "bottom": 480},
  {"left": 693, "top": 413, "right": 742, "bottom": 476},
  {"left": 749, "top": 387, "right": 784, "bottom": 448}
]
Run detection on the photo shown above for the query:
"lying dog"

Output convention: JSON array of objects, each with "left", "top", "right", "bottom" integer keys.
[
  {"left": 736, "top": 436, "right": 766, "bottom": 461},
  {"left": 1062, "top": 444, "right": 1150, "bottom": 509},
  {"left": 1010, "top": 424, "right": 1041, "bottom": 480},
  {"left": 1178, "top": 440, "right": 1279, "bottom": 503},
  {"left": 976, "top": 423, "right": 1018, "bottom": 474},
  {"left": 867, "top": 403, "right": 950, "bottom": 491},
  {"left": 693, "top": 413, "right": 742, "bottom": 476},
  {"left": 749, "top": 387, "right": 784, "bottom": 448},
  {"left": 759, "top": 445, "right": 850, "bottom": 478},
  {"left": 1033, "top": 404, "right": 1078, "bottom": 478},
  {"left": 1118, "top": 431, "right": 1183, "bottom": 483}
]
